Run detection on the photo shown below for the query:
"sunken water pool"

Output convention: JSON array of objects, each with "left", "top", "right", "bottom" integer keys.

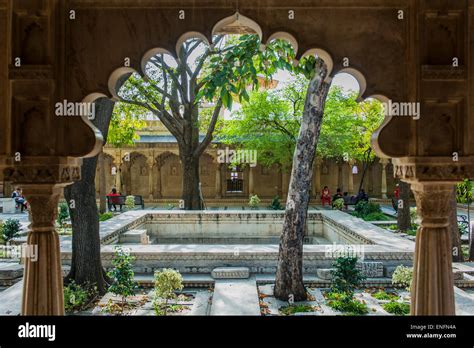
[{"left": 62, "top": 210, "right": 414, "bottom": 276}]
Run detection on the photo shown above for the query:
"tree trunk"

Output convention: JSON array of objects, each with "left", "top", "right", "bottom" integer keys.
[
  {"left": 397, "top": 180, "right": 411, "bottom": 232},
  {"left": 64, "top": 98, "right": 115, "bottom": 294},
  {"left": 181, "top": 154, "right": 202, "bottom": 210},
  {"left": 274, "top": 59, "right": 330, "bottom": 301},
  {"left": 98, "top": 151, "right": 107, "bottom": 214},
  {"left": 448, "top": 185, "right": 463, "bottom": 262}
]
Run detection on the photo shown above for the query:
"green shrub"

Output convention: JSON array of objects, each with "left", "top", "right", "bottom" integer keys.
[
  {"left": 57, "top": 203, "right": 70, "bottom": 226},
  {"left": 280, "top": 304, "right": 317, "bottom": 315},
  {"left": 392, "top": 265, "right": 413, "bottom": 291},
  {"left": 372, "top": 290, "right": 399, "bottom": 301},
  {"left": 125, "top": 196, "right": 135, "bottom": 210},
  {"left": 99, "top": 212, "right": 114, "bottom": 221},
  {"left": 1, "top": 219, "right": 21, "bottom": 242},
  {"left": 362, "top": 212, "right": 391, "bottom": 221},
  {"left": 382, "top": 301, "right": 410, "bottom": 315},
  {"left": 64, "top": 281, "right": 97, "bottom": 313},
  {"left": 325, "top": 291, "right": 369, "bottom": 315},
  {"left": 332, "top": 198, "right": 344, "bottom": 211},
  {"left": 331, "top": 256, "right": 365, "bottom": 296},
  {"left": 153, "top": 268, "right": 184, "bottom": 315},
  {"left": 248, "top": 195, "right": 260, "bottom": 209},
  {"left": 354, "top": 201, "right": 382, "bottom": 218},
  {"left": 107, "top": 247, "right": 137, "bottom": 313},
  {"left": 269, "top": 196, "right": 283, "bottom": 210},
  {"left": 456, "top": 179, "right": 473, "bottom": 204}
]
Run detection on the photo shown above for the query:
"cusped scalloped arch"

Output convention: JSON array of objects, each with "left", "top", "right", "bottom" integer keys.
[
  {"left": 336, "top": 67, "right": 367, "bottom": 101},
  {"left": 300, "top": 48, "right": 334, "bottom": 80},
  {"left": 175, "top": 31, "right": 210, "bottom": 57},
  {"left": 212, "top": 12, "right": 262, "bottom": 39},
  {"left": 266, "top": 31, "right": 299, "bottom": 56},
  {"left": 108, "top": 67, "right": 137, "bottom": 100}
]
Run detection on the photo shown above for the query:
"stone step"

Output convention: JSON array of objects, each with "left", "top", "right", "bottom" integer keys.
[
  {"left": 210, "top": 278, "right": 260, "bottom": 315},
  {"left": 0, "top": 263, "right": 23, "bottom": 286},
  {"left": 119, "top": 229, "right": 149, "bottom": 245},
  {"left": 211, "top": 267, "right": 249, "bottom": 279},
  {"left": 0, "top": 280, "right": 23, "bottom": 315}
]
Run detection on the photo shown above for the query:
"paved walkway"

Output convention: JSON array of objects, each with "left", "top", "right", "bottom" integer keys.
[{"left": 210, "top": 277, "right": 260, "bottom": 315}]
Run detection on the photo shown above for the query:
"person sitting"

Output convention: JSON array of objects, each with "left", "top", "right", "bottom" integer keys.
[
  {"left": 106, "top": 188, "right": 121, "bottom": 211},
  {"left": 320, "top": 186, "right": 331, "bottom": 206},
  {"left": 332, "top": 188, "right": 344, "bottom": 208},
  {"left": 11, "top": 187, "right": 28, "bottom": 212},
  {"left": 355, "top": 188, "right": 369, "bottom": 203}
]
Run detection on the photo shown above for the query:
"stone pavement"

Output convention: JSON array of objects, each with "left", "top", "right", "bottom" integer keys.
[{"left": 210, "top": 277, "right": 261, "bottom": 315}]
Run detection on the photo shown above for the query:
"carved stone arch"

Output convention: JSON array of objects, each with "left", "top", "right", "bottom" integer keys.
[{"left": 212, "top": 12, "right": 263, "bottom": 39}]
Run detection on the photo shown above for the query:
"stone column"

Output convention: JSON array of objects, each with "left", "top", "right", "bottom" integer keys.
[
  {"left": 410, "top": 182, "right": 455, "bottom": 315},
  {"left": 215, "top": 164, "right": 222, "bottom": 199},
  {"left": 380, "top": 158, "right": 389, "bottom": 198},
  {"left": 282, "top": 170, "right": 289, "bottom": 198},
  {"left": 156, "top": 164, "right": 162, "bottom": 198},
  {"left": 347, "top": 160, "right": 355, "bottom": 195},
  {"left": 148, "top": 161, "right": 154, "bottom": 201},
  {"left": 249, "top": 166, "right": 255, "bottom": 196},
  {"left": 21, "top": 184, "right": 65, "bottom": 315},
  {"left": 115, "top": 165, "right": 122, "bottom": 194},
  {"left": 313, "top": 159, "right": 322, "bottom": 198}
]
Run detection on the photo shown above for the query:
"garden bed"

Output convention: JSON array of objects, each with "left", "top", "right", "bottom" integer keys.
[{"left": 258, "top": 285, "right": 410, "bottom": 316}]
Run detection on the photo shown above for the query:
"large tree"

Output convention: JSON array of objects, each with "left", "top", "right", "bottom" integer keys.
[
  {"left": 274, "top": 58, "right": 331, "bottom": 301},
  {"left": 64, "top": 98, "right": 115, "bottom": 294},
  {"left": 117, "top": 35, "right": 263, "bottom": 209}
]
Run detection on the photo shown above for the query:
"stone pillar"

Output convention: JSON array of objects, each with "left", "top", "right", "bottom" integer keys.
[
  {"left": 249, "top": 166, "right": 255, "bottom": 196},
  {"left": 21, "top": 184, "right": 65, "bottom": 315},
  {"left": 148, "top": 161, "right": 154, "bottom": 201},
  {"left": 347, "top": 160, "right": 355, "bottom": 195},
  {"left": 380, "top": 158, "right": 389, "bottom": 199},
  {"left": 156, "top": 164, "right": 162, "bottom": 198},
  {"left": 410, "top": 183, "right": 455, "bottom": 315},
  {"left": 115, "top": 165, "right": 122, "bottom": 194},
  {"left": 215, "top": 164, "right": 222, "bottom": 199},
  {"left": 313, "top": 159, "right": 322, "bottom": 198}
]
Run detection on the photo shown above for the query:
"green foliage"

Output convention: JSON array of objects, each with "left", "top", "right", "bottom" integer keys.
[
  {"left": 325, "top": 291, "right": 369, "bottom": 315},
  {"left": 125, "top": 196, "right": 135, "bottom": 210},
  {"left": 248, "top": 195, "right": 261, "bottom": 209},
  {"left": 107, "top": 247, "right": 137, "bottom": 312},
  {"left": 354, "top": 201, "right": 382, "bottom": 219},
  {"left": 372, "top": 290, "right": 399, "bottom": 301},
  {"left": 456, "top": 179, "right": 473, "bottom": 204},
  {"left": 1, "top": 219, "right": 21, "bottom": 242},
  {"left": 64, "top": 281, "right": 97, "bottom": 313},
  {"left": 279, "top": 304, "right": 317, "bottom": 315},
  {"left": 99, "top": 212, "right": 114, "bottom": 222},
  {"left": 57, "top": 203, "right": 70, "bottom": 226},
  {"left": 382, "top": 301, "right": 410, "bottom": 315},
  {"left": 216, "top": 81, "right": 385, "bottom": 169},
  {"left": 153, "top": 268, "right": 184, "bottom": 316},
  {"left": 332, "top": 198, "right": 345, "bottom": 210},
  {"left": 108, "top": 102, "right": 147, "bottom": 148},
  {"left": 331, "top": 256, "right": 365, "bottom": 296},
  {"left": 409, "top": 207, "right": 418, "bottom": 225},
  {"left": 392, "top": 265, "right": 413, "bottom": 291},
  {"left": 269, "top": 196, "right": 283, "bottom": 210},
  {"left": 362, "top": 212, "right": 391, "bottom": 221}
]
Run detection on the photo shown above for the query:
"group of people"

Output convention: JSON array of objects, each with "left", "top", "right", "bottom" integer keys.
[{"left": 320, "top": 186, "right": 369, "bottom": 208}]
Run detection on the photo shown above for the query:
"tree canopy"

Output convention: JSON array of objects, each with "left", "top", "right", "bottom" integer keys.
[{"left": 215, "top": 76, "right": 384, "bottom": 168}]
